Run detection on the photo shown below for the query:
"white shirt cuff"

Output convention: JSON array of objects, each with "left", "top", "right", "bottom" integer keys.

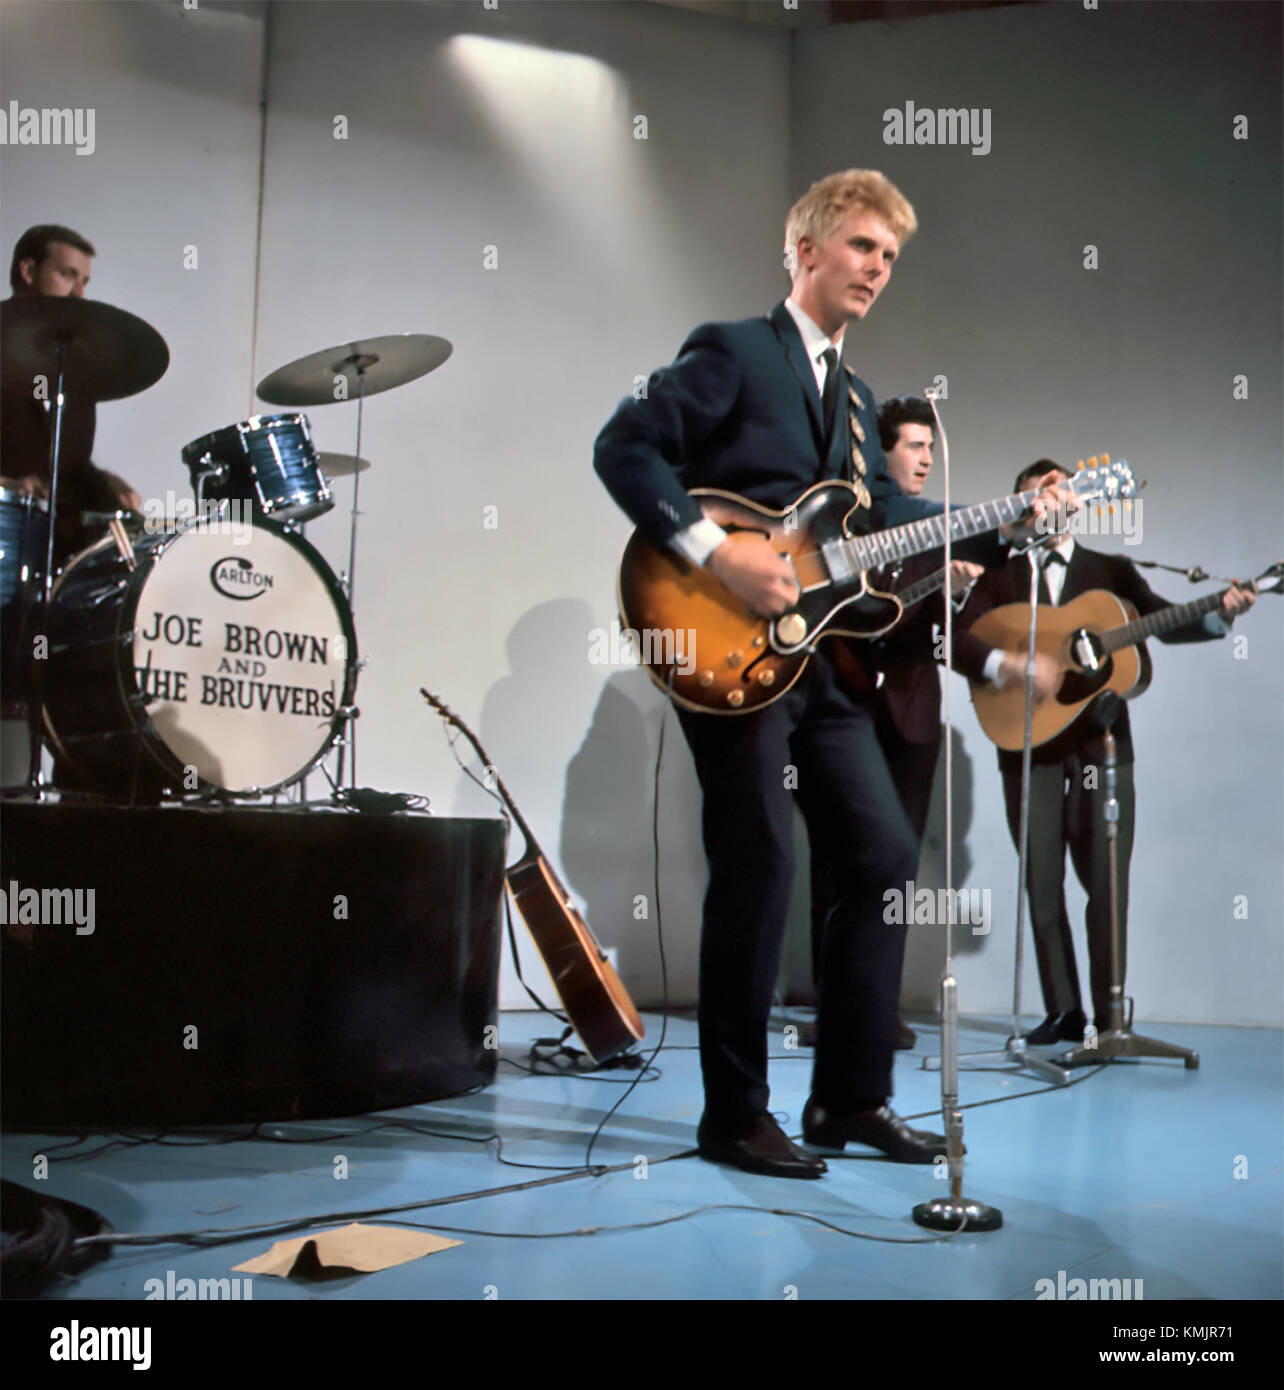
[
  {"left": 669, "top": 518, "right": 728, "bottom": 567},
  {"left": 983, "top": 649, "right": 1007, "bottom": 686},
  {"left": 1202, "top": 610, "right": 1231, "bottom": 637}
]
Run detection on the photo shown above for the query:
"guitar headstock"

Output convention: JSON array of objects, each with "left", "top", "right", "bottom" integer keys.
[
  {"left": 1072, "top": 454, "right": 1137, "bottom": 503},
  {"left": 420, "top": 687, "right": 460, "bottom": 729},
  {"left": 1253, "top": 561, "right": 1284, "bottom": 595}
]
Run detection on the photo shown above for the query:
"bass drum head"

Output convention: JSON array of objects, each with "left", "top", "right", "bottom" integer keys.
[{"left": 46, "top": 521, "right": 356, "bottom": 796}]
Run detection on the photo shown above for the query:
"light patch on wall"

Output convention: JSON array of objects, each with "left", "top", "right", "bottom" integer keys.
[{"left": 445, "top": 33, "right": 644, "bottom": 267}]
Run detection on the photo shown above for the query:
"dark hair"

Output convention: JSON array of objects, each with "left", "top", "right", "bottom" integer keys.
[
  {"left": 876, "top": 395, "right": 935, "bottom": 453},
  {"left": 1014, "top": 458, "right": 1066, "bottom": 492},
  {"left": 9, "top": 224, "right": 95, "bottom": 292}
]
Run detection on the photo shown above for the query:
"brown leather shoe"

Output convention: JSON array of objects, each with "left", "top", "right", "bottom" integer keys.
[
  {"left": 697, "top": 1112, "right": 828, "bottom": 1179},
  {"left": 801, "top": 1098, "right": 955, "bottom": 1164}
]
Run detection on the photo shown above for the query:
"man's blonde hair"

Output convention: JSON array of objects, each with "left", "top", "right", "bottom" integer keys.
[{"left": 784, "top": 169, "right": 916, "bottom": 278}]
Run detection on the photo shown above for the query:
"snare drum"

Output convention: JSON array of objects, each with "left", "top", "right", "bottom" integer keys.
[
  {"left": 182, "top": 414, "right": 333, "bottom": 523},
  {"left": 42, "top": 519, "right": 357, "bottom": 796}
]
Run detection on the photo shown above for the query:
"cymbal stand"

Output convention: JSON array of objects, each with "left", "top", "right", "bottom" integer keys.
[
  {"left": 333, "top": 359, "right": 368, "bottom": 791},
  {"left": 21, "top": 344, "right": 70, "bottom": 797},
  {"left": 1058, "top": 700, "right": 1198, "bottom": 1070},
  {"left": 923, "top": 534, "right": 1069, "bottom": 1084}
]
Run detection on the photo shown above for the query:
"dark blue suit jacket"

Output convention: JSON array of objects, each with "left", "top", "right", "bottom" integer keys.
[{"left": 593, "top": 301, "right": 945, "bottom": 547}]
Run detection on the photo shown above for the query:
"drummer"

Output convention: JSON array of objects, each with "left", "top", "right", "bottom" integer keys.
[{"left": 2, "top": 224, "right": 142, "bottom": 559}]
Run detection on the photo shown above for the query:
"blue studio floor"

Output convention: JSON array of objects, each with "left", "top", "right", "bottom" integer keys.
[{"left": 6, "top": 1010, "right": 1281, "bottom": 1303}]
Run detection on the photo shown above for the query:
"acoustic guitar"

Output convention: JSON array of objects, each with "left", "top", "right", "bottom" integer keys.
[
  {"left": 421, "top": 689, "right": 645, "bottom": 1063},
  {"left": 617, "top": 457, "right": 1134, "bottom": 715},
  {"left": 967, "top": 563, "right": 1281, "bottom": 750}
]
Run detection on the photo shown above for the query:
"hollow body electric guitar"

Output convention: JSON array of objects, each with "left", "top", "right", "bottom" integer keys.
[
  {"left": 617, "top": 458, "right": 1135, "bottom": 714},
  {"left": 967, "top": 562, "right": 1282, "bottom": 750},
  {"left": 421, "top": 689, "right": 645, "bottom": 1063}
]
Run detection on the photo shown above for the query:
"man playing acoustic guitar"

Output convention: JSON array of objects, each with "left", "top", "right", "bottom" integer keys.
[
  {"left": 952, "top": 460, "right": 1256, "bottom": 1045},
  {"left": 594, "top": 170, "right": 1073, "bottom": 1178}
]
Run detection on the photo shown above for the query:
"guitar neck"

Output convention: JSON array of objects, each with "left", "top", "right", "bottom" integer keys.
[
  {"left": 847, "top": 487, "right": 1042, "bottom": 572},
  {"left": 1099, "top": 589, "right": 1225, "bottom": 652},
  {"left": 420, "top": 690, "right": 538, "bottom": 865},
  {"left": 895, "top": 566, "right": 948, "bottom": 609}
]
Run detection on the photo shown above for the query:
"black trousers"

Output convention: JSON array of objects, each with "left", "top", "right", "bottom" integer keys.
[
  {"left": 1000, "top": 754, "right": 1135, "bottom": 1022},
  {"left": 808, "top": 706, "right": 941, "bottom": 1002},
  {"left": 677, "top": 652, "right": 919, "bottom": 1125}
]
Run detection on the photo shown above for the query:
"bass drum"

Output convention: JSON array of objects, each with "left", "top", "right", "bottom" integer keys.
[{"left": 43, "top": 520, "right": 357, "bottom": 797}]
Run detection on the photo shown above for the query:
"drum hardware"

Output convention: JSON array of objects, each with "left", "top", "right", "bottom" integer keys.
[
  {"left": 316, "top": 453, "right": 371, "bottom": 478},
  {"left": 256, "top": 334, "right": 452, "bottom": 794},
  {"left": 1, "top": 297, "right": 169, "bottom": 799}
]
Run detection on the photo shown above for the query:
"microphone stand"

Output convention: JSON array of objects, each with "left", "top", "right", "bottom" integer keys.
[
  {"left": 1058, "top": 693, "right": 1198, "bottom": 1070},
  {"left": 912, "top": 391, "right": 1002, "bottom": 1233},
  {"left": 923, "top": 533, "right": 1069, "bottom": 1085}
]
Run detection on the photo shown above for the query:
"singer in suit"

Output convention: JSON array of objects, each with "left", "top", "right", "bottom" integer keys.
[
  {"left": 803, "top": 396, "right": 984, "bottom": 1052},
  {"left": 952, "top": 461, "right": 1256, "bottom": 1042},
  {"left": 593, "top": 171, "right": 1067, "bottom": 1177}
]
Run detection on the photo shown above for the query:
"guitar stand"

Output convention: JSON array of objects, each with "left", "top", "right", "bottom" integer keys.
[
  {"left": 1057, "top": 698, "right": 1197, "bottom": 1071},
  {"left": 923, "top": 534, "right": 1070, "bottom": 1086}
]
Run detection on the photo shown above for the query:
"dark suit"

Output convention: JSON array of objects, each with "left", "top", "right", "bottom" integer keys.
[
  {"left": 952, "top": 543, "right": 1226, "bottom": 1021},
  {"left": 806, "top": 553, "right": 949, "bottom": 1002},
  {"left": 595, "top": 302, "right": 958, "bottom": 1123}
]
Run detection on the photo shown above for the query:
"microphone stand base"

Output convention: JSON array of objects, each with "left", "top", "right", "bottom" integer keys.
[
  {"left": 923, "top": 1036, "right": 1071, "bottom": 1086},
  {"left": 1059, "top": 1027, "right": 1199, "bottom": 1070},
  {"left": 913, "top": 1196, "right": 1003, "bottom": 1232}
]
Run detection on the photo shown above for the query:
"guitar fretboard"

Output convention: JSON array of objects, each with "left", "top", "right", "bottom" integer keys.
[
  {"left": 846, "top": 488, "right": 1042, "bottom": 572},
  {"left": 1099, "top": 591, "right": 1223, "bottom": 652}
]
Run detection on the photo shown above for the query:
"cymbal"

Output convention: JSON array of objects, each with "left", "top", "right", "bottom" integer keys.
[
  {"left": 317, "top": 453, "right": 371, "bottom": 478},
  {"left": 1, "top": 296, "right": 169, "bottom": 402},
  {"left": 256, "top": 334, "right": 452, "bottom": 406}
]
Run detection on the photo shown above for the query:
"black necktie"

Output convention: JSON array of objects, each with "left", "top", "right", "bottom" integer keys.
[{"left": 821, "top": 347, "right": 840, "bottom": 441}]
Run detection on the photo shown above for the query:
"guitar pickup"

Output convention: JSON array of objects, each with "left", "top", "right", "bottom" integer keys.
[{"left": 821, "top": 540, "right": 855, "bottom": 585}]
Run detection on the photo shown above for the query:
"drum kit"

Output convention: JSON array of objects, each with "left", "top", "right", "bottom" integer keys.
[{"left": 0, "top": 296, "right": 451, "bottom": 803}]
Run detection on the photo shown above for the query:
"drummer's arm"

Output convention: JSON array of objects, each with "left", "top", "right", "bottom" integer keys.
[
  {"left": 0, "top": 473, "right": 49, "bottom": 500},
  {"left": 95, "top": 469, "right": 141, "bottom": 512}
]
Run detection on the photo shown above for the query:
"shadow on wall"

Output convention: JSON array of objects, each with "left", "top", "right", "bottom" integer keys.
[
  {"left": 561, "top": 670, "right": 705, "bottom": 1008},
  {"left": 902, "top": 725, "right": 985, "bottom": 1009},
  {"left": 454, "top": 599, "right": 704, "bottom": 1007}
]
